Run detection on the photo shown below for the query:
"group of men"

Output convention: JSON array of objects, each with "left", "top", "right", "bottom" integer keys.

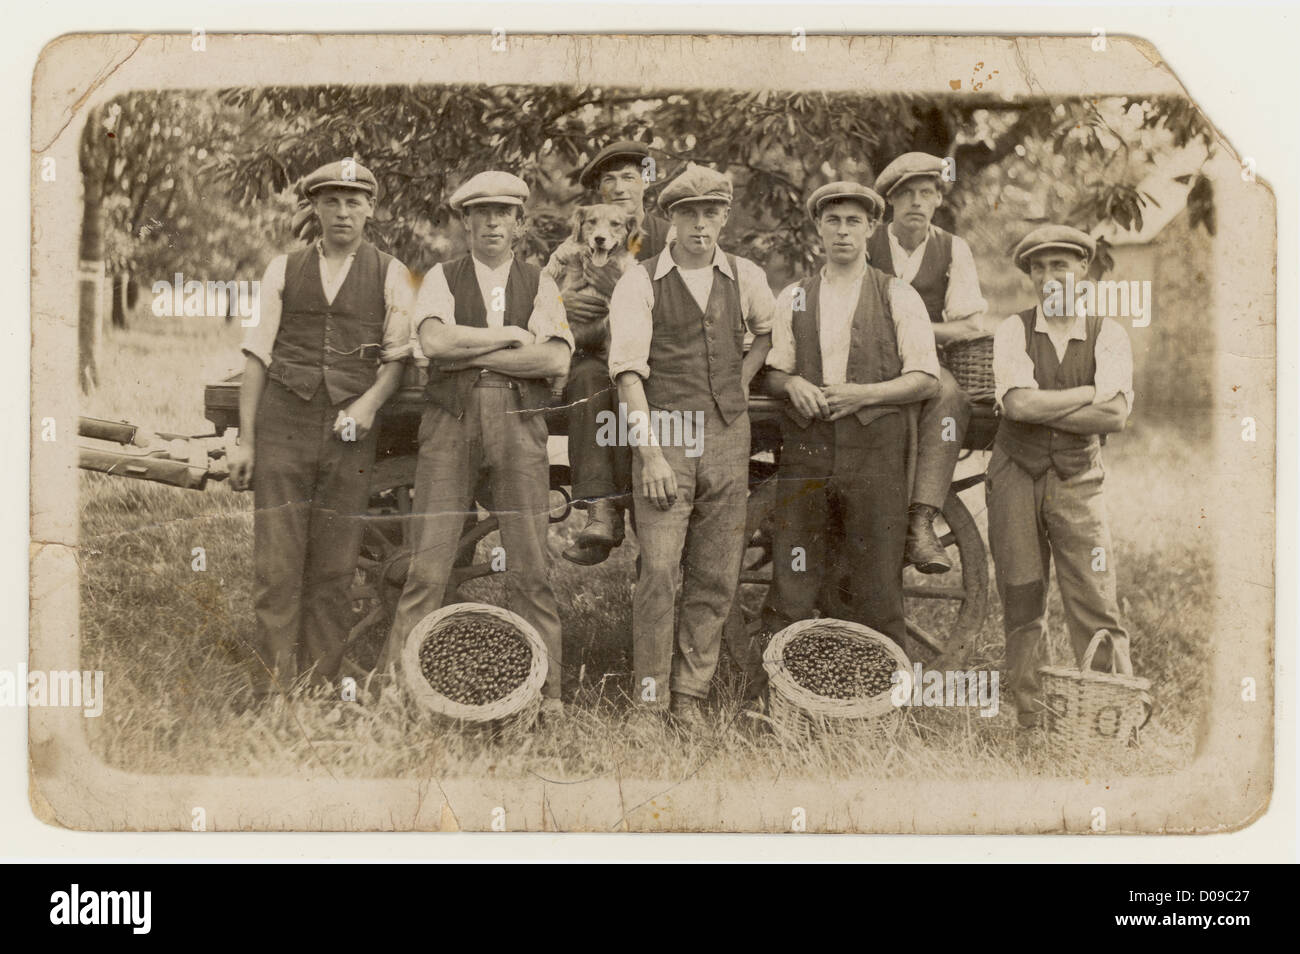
[{"left": 228, "top": 140, "right": 1134, "bottom": 732}]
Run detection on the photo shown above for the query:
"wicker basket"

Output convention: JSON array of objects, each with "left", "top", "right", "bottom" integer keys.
[
  {"left": 400, "top": 602, "right": 548, "bottom": 737},
  {"left": 761, "top": 618, "right": 911, "bottom": 743},
  {"left": 1039, "top": 629, "right": 1153, "bottom": 760},
  {"left": 943, "top": 334, "right": 995, "bottom": 400}
]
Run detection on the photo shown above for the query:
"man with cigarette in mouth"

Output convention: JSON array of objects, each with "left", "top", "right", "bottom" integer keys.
[
  {"left": 870, "top": 152, "right": 989, "bottom": 574},
  {"left": 229, "top": 159, "right": 413, "bottom": 700},
  {"left": 607, "top": 163, "right": 774, "bottom": 730}
]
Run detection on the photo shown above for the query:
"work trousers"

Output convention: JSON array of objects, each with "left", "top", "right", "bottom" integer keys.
[
  {"left": 761, "top": 412, "right": 909, "bottom": 646},
  {"left": 251, "top": 378, "right": 377, "bottom": 692},
  {"left": 986, "top": 445, "right": 1128, "bottom": 726},
  {"left": 913, "top": 367, "right": 971, "bottom": 511},
  {"left": 631, "top": 406, "right": 750, "bottom": 704},
  {"left": 386, "top": 383, "right": 563, "bottom": 698},
  {"left": 564, "top": 352, "right": 632, "bottom": 505}
]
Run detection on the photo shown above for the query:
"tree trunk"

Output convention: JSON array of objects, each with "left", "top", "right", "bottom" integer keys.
[
  {"left": 77, "top": 186, "right": 104, "bottom": 392},
  {"left": 110, "top": 272, "right": 128, "bottom": 329}
]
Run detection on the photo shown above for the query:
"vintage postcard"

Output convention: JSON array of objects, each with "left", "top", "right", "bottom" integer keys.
[{"left": 27, "top": 32, "right": 1274, "bottom": 833}]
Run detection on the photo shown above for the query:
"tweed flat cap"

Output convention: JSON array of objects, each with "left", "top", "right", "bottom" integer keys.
[
  {"left": 1012, "top": 225, "right": 1097, "bottom": 273},
  {"left": 449, "top": 171, "right": 530, "bottom": 212},
  {"left": 300, "top": 159, "right": 378, "bottom": 198},
  {"left": 657, "top": 163, "right": 733, "bottom": 214},
  {"left": 580, "top": 140, "right": 652, "bottom": 189},
  {"left": 874, "top": 152, "right": 947, "bottom": 198},
  {"left": 806, "top": 181, "right": 884, "bottom": 221}
]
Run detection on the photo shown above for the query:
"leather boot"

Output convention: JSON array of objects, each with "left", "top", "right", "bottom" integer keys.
[
  {"left": 905, "top": 504, "right": 952, "bottom": 574},
  {"left": 577, "top": 498, "right": 624, "bottom": 548},
  {"left": 669, "top": 693, "right": 711, "bottom": 734}
]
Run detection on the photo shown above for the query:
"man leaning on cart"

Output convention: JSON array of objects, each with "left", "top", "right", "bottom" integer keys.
[
  {"left": 228, "top": 159, "right": 415, "bottom": 703},
  {"left": 381, "top": 171, "right": 574, "bottom": 721}
]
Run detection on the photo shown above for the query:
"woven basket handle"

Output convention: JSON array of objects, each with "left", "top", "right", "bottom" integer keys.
[{"left": 1080, "top": 628, "right": 1135, "bottom": 676}]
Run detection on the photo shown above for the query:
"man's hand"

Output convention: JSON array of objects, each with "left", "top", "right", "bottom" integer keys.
[
  {"left": 582, "top": 258, "right": 623, "bottom": 299},
  {"left": 228, "top": 443, "right": 254, "bottom": 492},
  {"left": 564, "top": 290, "right": 610, "bottom": 324},
  {"left": 638, "top": 451, "right": 678, "bottom": 511},
  {"left": 823, "top": 383, "right": 868, "bottom": 421},
  {"left": 335, "top": 397, "right": 377, "bottom": 441},
  {"left": 502, "top": 325, "right": 535, "bottom": 348},
  {"left": 785, "top": 376, "right": 830, "bottom": 421}
]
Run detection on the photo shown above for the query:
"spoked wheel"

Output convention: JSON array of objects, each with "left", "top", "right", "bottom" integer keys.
[
  {"left": 344, "top": 484, "right": 413, "bottom": 676},
  {"left": 901, "top": 489, "right": 989, "bottom": 664}
]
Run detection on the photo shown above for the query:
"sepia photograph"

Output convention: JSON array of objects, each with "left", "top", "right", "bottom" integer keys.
[{"left": 26, "top": 30, "right": 1276, "bottom": 834}]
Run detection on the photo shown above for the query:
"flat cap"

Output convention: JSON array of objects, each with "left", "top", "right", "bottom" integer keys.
[
  {"left": 300, "top": 159, "right": 378, "bottom": 198},
  {"left": 806, "top": 181, "right": 884, "bottom": 221},
  {"left": 657, "top": 163, "right": 733, "bottom": 214},
  {"left": 580, "top": 140, "right": 652, "bottom": 189},
  {"left": 1012, "top": 225, "right": 1097, "bottom": 273},
  {"left": 449, "top": 171, "right": 530, "bottom": 212},
  {"left": 874, "top": 152, "right": 947, "bottom": 198}
]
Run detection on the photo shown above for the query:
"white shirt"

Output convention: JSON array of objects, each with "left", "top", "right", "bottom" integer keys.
[
  {"left": 993, "top": 304, "right": 1135, "bottom": 412},
  {"left": 766, "top": 264, "right": 941, "bottom": 385},
  {"left": 883, "top": 224, "right": 988, "bottom": 322},
  {"left": 240, "top": 242, "right": 415, "bottom": 368},
  {"left": 607, "top": 243, "right": 776, "bottom": 382},
  {"left": 410, "top": 254, "right": 574, "bottom": 365}
]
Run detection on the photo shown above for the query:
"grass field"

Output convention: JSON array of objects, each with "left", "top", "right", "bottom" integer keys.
[{"left": 77, "top": 313, "right": 1214, "bottom": 783}]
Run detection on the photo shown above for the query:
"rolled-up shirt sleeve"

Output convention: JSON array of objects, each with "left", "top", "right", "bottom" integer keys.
[
  {"left": 944, "top": 235, "right": 988, "bottom": 322},
  {"left": 765, "top": 283, "right": 798, "bottom": 373},
  {"left": 408, "top": 264, "right": 455, "bottom": 367},
  {"left": 527, "top": 272, "right": 575, "bottom": 353},
  {"left": 888, "top": 278, "right": 941, "bottom": 379},
  {"left": 381, "top": 259, "right": 417, "bottom": 363},
  {"left": 240, "top": 255, "right": 287, "bottom": 368},
  {"left": 993, "top": 314, "right": 1037, "bottom": 410},
  {"left": 1092, "top": 317, "right": 1135, "bottom": 412},
  {"left": 607, "top": 266, "right": 656, "bottom": 382},
  {"left": 737, "top": 257, "right": 776, "bottom": 336}
]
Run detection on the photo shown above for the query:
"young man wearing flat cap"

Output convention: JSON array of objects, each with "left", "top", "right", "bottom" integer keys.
[
  {"left": 229, "top": 159, "right": 414, "bottom": 698},
  {"left": 987, "top": 225, "right": 1134, "bottom": 729},
  {"left": 870, "top": 151, "right": 989, "bottom": 574},
  {"left": 561, "top": 140, "right": 672, "bottom": 566},
  {"left": 607, "top": 163, "right": 774, "bottom": 729},
  {"left": 383, "top": 171, "right": 573, "bottom": 718},
  {"left": 761, "top": 182, "right": 940, "bottom": 653}
]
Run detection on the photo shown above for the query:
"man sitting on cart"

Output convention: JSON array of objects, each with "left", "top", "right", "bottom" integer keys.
[
  {"left": 761, "top": 181, "right": 940, "bottom": 655},
  {"left": 382, "top": 171, "right": 573, "bottom": 721},
  {"left": 228, "top": 159, "right": 414, "bottom": 700},
  {"left": 869, "top": 152, "right": 989, "bottom": 575},
  {"left": 560, "top": 140, "right": 672, "bottom": 567},
  {"left": 986, "top": 225, "right": 1134, "bottom": 730}
]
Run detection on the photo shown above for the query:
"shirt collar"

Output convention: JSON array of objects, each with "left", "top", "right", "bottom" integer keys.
[
  {"left": 471, "top": 252, "right": 514, "bottom": 276},
  {"left": 818, "top": 259, "right": 869, "bottom": 286},
  {"left": 887, "top": 222, "right": 932, "bottom": 259},
  {"left": 652, "top": 242, "right": 734, "bottom": 281},
  {"left": 1034, "top": 302, "right": 1089, "bottom": 340},
  {"left": 315, "top": 240, "right": 359, "bottom": 262}
]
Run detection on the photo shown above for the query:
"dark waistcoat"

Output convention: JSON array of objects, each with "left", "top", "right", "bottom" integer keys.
[{"left": 867, "top": 225, "right": 953, "bottom": 324}]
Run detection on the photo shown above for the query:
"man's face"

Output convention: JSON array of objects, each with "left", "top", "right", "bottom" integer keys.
[
  {"left": 1029, "top": 250, "right": 1088, "bottom": 305},
  {"left": 670, "top": 201, "right": 728, "bottom": 256},
  {"left": 818, "top": 200, "right": 876, "bottom": 265},
  {"left": 463, "top": 202, "right": 524, "bottom": 257},
  {"left": 310, "top": 187, "right": 374, "bottom": 245},
  {"left": 887, "top": 177, "right": 943, "bottom": 231},
  {"left": 597, "top": 160, "right": 646, "bottom": 215}
]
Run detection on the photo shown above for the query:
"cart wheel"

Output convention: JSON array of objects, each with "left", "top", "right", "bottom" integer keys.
[
  {"left": 345, "top": 491, "right": 412, "bottom": 671},
  {"left": 901, "top": 490, "right": 989, "bottom": 663}
]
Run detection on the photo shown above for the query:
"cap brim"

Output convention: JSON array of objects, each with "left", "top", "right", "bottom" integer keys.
[
  {"left": 663, "top": 195, "right": 731, "bottom": 212},
  {"left": 1016, "top": 241, "right": 1092, "bottom": 271},
  {"left": 581, "top": 150, "right": 648, "bottom": 187},
  {"left": 305, "top": 180, "right": 376, "bottom": 196},
  {"left": 811, "top": 192, "right": 882, "bottom": 218},
  {"left": 459, "top": 196, "right": 526, "bottom": 208},
  {"left": 883, "top": 170, "right": 945, "bottom": 196}
]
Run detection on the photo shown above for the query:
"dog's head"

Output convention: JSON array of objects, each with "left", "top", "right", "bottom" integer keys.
[{"left": 569, "top": 204, "right": 637, "bottom": 267}]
